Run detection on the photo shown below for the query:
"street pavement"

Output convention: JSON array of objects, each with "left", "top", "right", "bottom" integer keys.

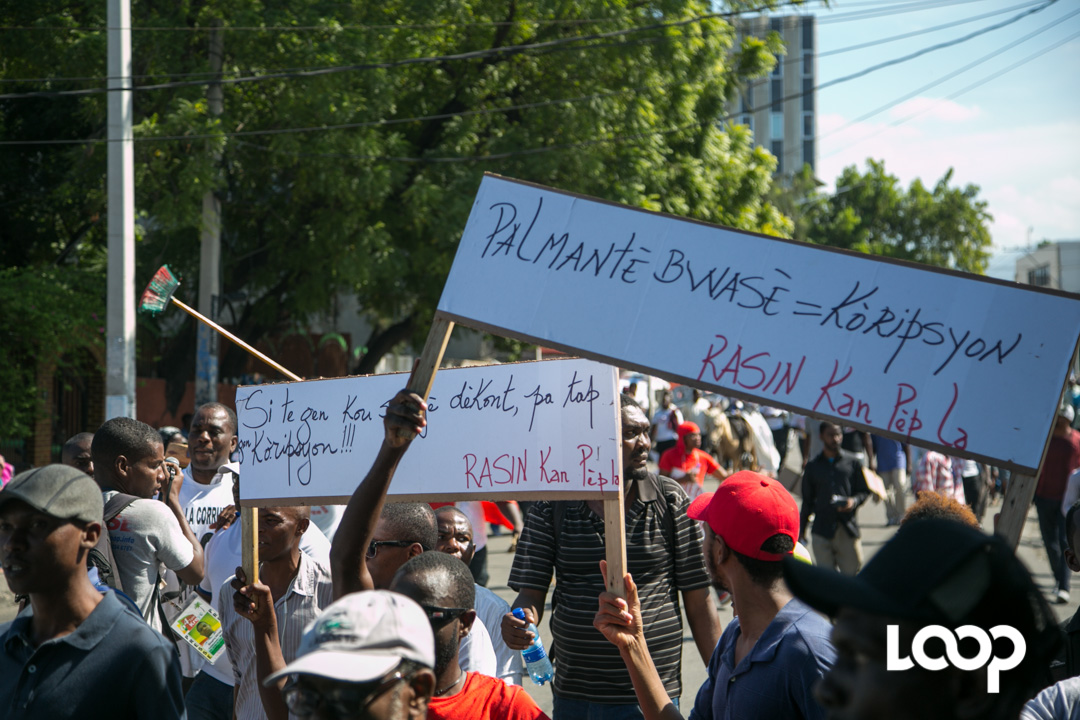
[
  {"left": 0, "top": 483, "right": 1071, "bottom": 718},
  {"left": 482, "top": 479, "right": 1078, "bottom": 716}
]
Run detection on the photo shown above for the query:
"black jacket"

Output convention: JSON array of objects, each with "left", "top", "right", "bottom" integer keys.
[{"left": 800, "top": 451, "right": 869, "bottom": 539}]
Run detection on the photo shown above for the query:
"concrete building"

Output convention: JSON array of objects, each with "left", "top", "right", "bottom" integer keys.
[
  {"left": 731, "top": 14, "right": 817, "bottom": 176},
  {"left": 1015, "top": 241, "right": 1080, "bottom": 293}
]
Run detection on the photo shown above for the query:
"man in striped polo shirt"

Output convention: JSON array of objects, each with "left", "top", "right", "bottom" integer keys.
[{"left": 502, "top": 394, "right": 721, "bottom": 718}]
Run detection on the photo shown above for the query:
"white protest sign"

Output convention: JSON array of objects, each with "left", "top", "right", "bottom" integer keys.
[
  {"left": 235, "top": 358, "right": 620, "bottom": 505},
  {"left": 437, "top": 174, "right": 1080, "bottom": 473}
]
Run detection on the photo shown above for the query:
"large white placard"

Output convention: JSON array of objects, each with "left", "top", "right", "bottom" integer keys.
[
  {"left": 235, "top": 358, "right": 620, "bottom": 505},
  {"left": 437, "top": 174, "right": 1080, "bottom": 473}
]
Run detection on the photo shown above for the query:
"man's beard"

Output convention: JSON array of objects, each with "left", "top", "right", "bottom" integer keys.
[
  {"left": 625, "top": 463, "right": 649, "bottom": 483},
  {"left": 706, "top": 552, "right": 730, "bottom": 594},
  {"left": 434, "top": 633, "right": 458, "bottom": 678}
]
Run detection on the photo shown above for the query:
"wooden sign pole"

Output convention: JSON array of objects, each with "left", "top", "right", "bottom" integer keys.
[
  {"left": 407, "top": 313, "right": 456, "bottom": 400},
  {"left": 603, "top": 403, "right": 628, "bottom": 598},
  {"left": 996, "top": 474, "right": 1036, "bottom": 549},
  {"left": 995, "top": 374, "right": 1073, "bottom": 549},
  {"left": 241, "top": 507, "right": 259, "bottom": 586}
]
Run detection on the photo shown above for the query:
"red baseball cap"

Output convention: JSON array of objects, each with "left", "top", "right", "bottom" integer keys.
[{"left": 686, "top": 471, "right": 800, "bottom": 561}]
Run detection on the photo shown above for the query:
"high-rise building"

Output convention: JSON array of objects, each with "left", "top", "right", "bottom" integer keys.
[{"left": 730, "top": 15, "right": 817, "bottom": 176}]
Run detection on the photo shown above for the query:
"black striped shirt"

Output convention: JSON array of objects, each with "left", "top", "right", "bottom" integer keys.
[{"left": 508, "top": 474, "right": 710, "bottom": 703}]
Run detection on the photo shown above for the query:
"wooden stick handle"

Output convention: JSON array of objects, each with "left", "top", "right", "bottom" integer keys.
[
  {"left": 241, "top": 506, "right": 259, "bottom": 587},
  {"left": 604, "top": 394, "right": 627, "bottom": 598},
  {"left": 603, "top": 496, "right": 627, "bottom": 598},
  {"left": 392, "top": 314, "right": 454, "bottom": 440},
  {"left": 406, "top": 313, "right": 455, "bottom": 399},
  {"left": 995, "top": 473, "right": 1036, "bottom": 549},
  {"left": 170, "top": 297, "right": 303, "bottom": 382}
]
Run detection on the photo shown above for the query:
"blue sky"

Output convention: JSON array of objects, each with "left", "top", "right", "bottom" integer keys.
[{"left": 787, "top": 0, "right": 1079, "bottom": 279}]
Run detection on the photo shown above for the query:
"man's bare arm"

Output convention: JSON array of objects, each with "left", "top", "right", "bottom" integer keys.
[
  {"left": 162, "top": 476, "right": 205, "bottom": 585},
  {"left": 594, "top": 565, "right": 683, "bottom": 720},
  {"left": 682, "top": 587, "right": 722, "bottom": 664},
  {"left": 329, "top": 390, "right": 426, "bottom": 599},
  {"left": 231, "top": 568, "right": 288, "bottom": 720},
  {"left": 501, "top": 587, "right": 549, "bottom": 650}
]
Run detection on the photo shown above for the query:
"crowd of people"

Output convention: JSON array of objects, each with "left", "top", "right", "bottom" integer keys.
[{"left": 2, "top": 383, "right": 1080, "bottom": 720}]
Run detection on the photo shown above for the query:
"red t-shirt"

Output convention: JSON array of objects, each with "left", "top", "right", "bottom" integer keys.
[
  {"left": 659, "top": 447, "right": 720, "bottom": 487},
  {"left": 427, "top": 672, "right": 550, "bottom": 720},
  {"left": 1036, "top": 429, "right": 1080, "bottom": 501}
]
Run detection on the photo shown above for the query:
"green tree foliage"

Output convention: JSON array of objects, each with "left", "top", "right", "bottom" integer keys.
[
  {"left": 797, "top": 159, "right": 992, "bottom": 274},
  {"left": 2, "top": 1, "right": 792, "bottom": 402},
  {"left": 0, "top": 268, "right": 105, "bottom": 437}
]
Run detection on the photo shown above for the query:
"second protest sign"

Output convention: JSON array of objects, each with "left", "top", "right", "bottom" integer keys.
[{"left": 235, "top": 357, "right": 621, "bottom": 506}]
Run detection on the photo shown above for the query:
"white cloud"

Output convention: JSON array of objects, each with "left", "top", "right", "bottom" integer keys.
[{"left": 887, "top": 98, "right": 982, "bottom": 123}]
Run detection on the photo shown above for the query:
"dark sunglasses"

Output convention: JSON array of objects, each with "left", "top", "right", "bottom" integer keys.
[
  {"left": 421, "top": 605, "right": 469, "bottom": 627},
  {"left": 283, "top": 670, "right": 406, "bottom": 718},
  {"left": 366, "top": 539, "right": 414, "bottom": 559}
]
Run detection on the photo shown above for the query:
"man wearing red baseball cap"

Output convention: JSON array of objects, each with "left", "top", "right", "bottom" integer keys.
[{"left": 594, "top": 470, "right": 834, "bottom": 720}]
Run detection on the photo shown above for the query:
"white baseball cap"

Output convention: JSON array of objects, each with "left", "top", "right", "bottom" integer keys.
[
  {"left": 264, "top": 590, "right": 434, "bottom": 685},
  {"left": 1062, "top": 405, "right": 1076, "bottom": 422}
]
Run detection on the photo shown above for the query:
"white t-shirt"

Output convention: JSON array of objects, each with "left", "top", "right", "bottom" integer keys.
[
  {"left": 1063, "top": 467, "right": 1080, "bottom": 516},
  {"left": 196, "top": 520, "right": 331, "bottom": 685},
  {"left": 178, "top": 463, "right": 237, "bottom": 546},
  {"left": 308, "top": 505, "right": 344, "bottom": 540},
  {"left": 651, "top": 407, "right": 682, "bottom": 443},
  {"left": 1022, "top": 676, "right": 1080, "bottom": 720},
  {"left": 744, "top": 408, "right": 780, "bottom": 477},
  {"left": 459, "top": 615, "right": 497, "bottom": 677},
  {"left": 475, "top": 584, "right": 525, "bottom": 685},
  {"left": 104, "top": 492, "right": 195, "bottom": 631}
]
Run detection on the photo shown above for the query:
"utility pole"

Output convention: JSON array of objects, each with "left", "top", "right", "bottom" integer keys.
[
  {"left": 105, "top": 0, "right": 136, "bottom": 420},
  {"left": 195, "top": 22, "right": 224, "bottom": 406}
]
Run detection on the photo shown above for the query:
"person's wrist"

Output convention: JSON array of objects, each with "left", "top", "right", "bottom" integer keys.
[
  {"left": 623, "top": 631, "right": 648, "bottom": 658},
  {"left": 254, "top": 611, "right": 278, "bottom": 634}
]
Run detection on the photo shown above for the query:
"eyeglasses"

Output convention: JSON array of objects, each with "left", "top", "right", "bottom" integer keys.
[
  {"left": 283, "top": 670, "right": 406, "bottom": 718},
  {"left": 366, "top": 539, "right": 414, "bottom": 559},
  {"left": 421, "top": 605, "right": 469, "bottom": 628}
]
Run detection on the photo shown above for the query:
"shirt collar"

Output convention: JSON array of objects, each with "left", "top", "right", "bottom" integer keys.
[
  {"left": 284, "top": 552, "right": 318, "bottom": 600},
  {"left": 632, "top": 472, "right": 659, "bottom": 503},
  {"left": 724, "top": 598, "right": 814, "bottom": 675},
  {"left": 4, "top": 592, "right": 124, "bottom": 654},
  {"left": 186, "top": 461, "right": 240, "bottom": 487}
]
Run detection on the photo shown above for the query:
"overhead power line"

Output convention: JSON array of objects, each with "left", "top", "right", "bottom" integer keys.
[
  {"left": 816, "top": 0, "right": 1013, "bottom": 24},
  {"left": 0, "top": 0, "right": 814, "bottom": 32},
  {"left": 0, "top": 0, "right": 1027, "bottom": 89},
  {"left": 819, "top": 4, "right": 1079, "bottom": 141},
  {"left": 818, "top": 0, "right": 1045, "bottom": 57},
  {"left": 816, "top": 0, "right": 1058, "bottom": 91},
  {"left": 821, "top": 24, "right": 1080, "bottom": 159},
  {"left": 0, "top": 87, "right": 639, "bottom": 146},
  {"left": 740, "top": 0, "right": 1056, "bottom": 108},
  {"left": 0, "top": 24, "right": 684, "bottom": 86},
  {"left": 0, "top": 10, "right": 754, "bottom": 100},
  {"left": 3, "top": 0, "right": 1068, "bottom": 150},
  {"left": 2, "top": 0, "right": 1072, "bottom": 160}
]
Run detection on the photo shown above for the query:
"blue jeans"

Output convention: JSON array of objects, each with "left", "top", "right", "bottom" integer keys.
[
  {"left": 184, "top": 671, "right": 233, "bottom": 720},
  {"left": 553, "top": 695, "right": 678, "bottom": 719}
]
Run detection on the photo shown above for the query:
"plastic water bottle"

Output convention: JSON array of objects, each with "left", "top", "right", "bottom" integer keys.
[{"left": 512, "top": 608, "right": 554, "bottom": 685}]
